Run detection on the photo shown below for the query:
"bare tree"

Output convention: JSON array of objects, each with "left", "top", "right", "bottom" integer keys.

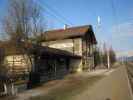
[
  {"left": 108, "top": 46, "right": 116, "bottom": 65},
  {"left": 0, "top": 48, "right": 7, "bottom": 76},
  {"left": 4, "top": 0, "right": 44, "bottom": 42},
  {"left": 102, "top": 43, "right": 108, "bottom": 67},
  {"left": 3, "top": 0, "right": 45, "bottom": 76},
  {"left": 94, "top": 46, "right": 101, "bottom": 68},
  {"left": 102, "top": 43, "right": 116, "bottom": 68}
]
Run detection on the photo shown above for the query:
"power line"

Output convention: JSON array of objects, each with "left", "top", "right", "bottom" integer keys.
[
  {"left": 110, "top": 0, "right": 117, "bottom": 24},
  {"left": 40, "top": 1, "right": 73, "bottom": 25},
  {"left": 36, "top": 1, "right": 68, "bottom": 25},
  {"left": 36, "top": 0, "right": 73, "bottom": 26}
]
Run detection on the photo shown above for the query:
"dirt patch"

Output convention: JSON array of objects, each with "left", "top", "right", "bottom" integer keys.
[
  {"left": 0, "top": 96, "right": 16, "bottom": 100},
  {"left": 29, "top": 74, "right": 104, "bottom": 100}
]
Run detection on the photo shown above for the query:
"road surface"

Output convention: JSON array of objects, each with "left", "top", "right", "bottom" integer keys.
[{"left": 73, "top": 65, "right": 133, "bottom": 100}]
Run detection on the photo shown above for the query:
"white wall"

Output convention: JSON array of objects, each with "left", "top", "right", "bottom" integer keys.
[
  {"left": 5, "top": 54, "right": 32, "bottom": 74},
  {"left": 42, "top": 38, "right": 82, "bottom": 56}
]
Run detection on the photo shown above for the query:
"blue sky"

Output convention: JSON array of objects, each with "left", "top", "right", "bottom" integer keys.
[{"left": 0, "top": 0, "right": 133, "bottom": 56}]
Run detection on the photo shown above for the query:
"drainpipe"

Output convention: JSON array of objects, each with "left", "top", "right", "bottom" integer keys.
[{"left": 72, "top": 39, "right": 74, "bottom": 55}]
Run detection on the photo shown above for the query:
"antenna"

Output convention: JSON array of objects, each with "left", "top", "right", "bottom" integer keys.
[{"left": 97, "top": 16, "right": 101, "bottom": 26}]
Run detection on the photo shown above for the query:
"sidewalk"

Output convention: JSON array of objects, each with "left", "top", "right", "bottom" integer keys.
[{"left": 14, "top": 70, "right": 108, "bottom": 100}]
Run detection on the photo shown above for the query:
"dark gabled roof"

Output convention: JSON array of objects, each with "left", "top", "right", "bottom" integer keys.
[
  {"left": 41, "top": 25, "right": 97, "bottom": 44},
  {"left": 35, "top": 46, "right": 81, "bottom": 59},
  {"left": 0, "top": 41, "right": 25, "bottom": 56}
]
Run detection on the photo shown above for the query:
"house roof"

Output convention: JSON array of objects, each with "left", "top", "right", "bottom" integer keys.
[
  {"left": 0, "top": 41, "right": 25, "bottom": 56},
  {"left": 35, "top": 46, "right": 81, "bottom": 59},
  {"left": 41, "top": 25, "right": 97, "bottom": 44}
]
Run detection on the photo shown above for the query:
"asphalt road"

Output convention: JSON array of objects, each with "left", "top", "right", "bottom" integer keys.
[{"left": 73, "top": 65, "right": 133, "bottom": 100}]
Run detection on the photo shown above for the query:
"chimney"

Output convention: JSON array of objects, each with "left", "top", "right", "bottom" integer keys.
[{"left": 64, "top": 24, "right": 68, "bottom": 30}]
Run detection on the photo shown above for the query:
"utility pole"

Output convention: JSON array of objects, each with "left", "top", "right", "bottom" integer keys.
[{"left": 107, "top": 49, "right": 110, "bottom": 69}]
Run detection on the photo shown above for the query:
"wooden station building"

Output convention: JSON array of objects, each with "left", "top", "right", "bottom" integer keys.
[{"left": 40, "top": 25, "right": 97, "bottom": 72}]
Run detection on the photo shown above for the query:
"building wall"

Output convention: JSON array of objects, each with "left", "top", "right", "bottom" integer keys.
[
  {"left": 37, "top": 58, "right": 69, "bottom": 82},
  {"left": 5, "top": 54, "right": 32, "bottom": 74},
  {"left": 41, "top": 37, "right": 95, "bottom": 72},
  {"left": 42, "top": 38, "right": 82, "bottom": 56},
  {"left": 41, "top": 38, "right": 83, "bottom": 72},
  {"left": 69, "top": 58, "right": 82, "bottom": 72},
  {"left": 82, "top": 37, "right": 95, "bottom": 70}
]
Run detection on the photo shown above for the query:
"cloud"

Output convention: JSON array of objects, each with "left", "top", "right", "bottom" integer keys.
[
  {"left": 110, "top": 21, "right": 133, "bottom": 53},
  {"left": 112, "top": 21, "right": 133, "bottom": 38}
]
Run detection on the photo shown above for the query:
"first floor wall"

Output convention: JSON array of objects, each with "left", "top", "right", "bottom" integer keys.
[
  {"left": 3, "top": 53, "right": 95, "bottom": 77},
  {"left": 69, "top": 57, "right": 95, "bottom": 72},
  {"left": 69, "top": 58, "right": 82, "bottom": 72},
  {"left": 82, "top": 56, "right": 94, "bottom": 70}
]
